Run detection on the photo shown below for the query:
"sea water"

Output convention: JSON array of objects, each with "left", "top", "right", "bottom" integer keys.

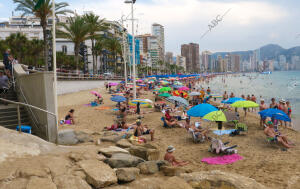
[{"left": 201, "top": 71, "right": 300, "bottom": 130}]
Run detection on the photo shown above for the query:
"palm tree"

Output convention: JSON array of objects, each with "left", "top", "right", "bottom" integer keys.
[
  {"left": 5, "top": 33, "right": 28, "bottom": 63},
  {"left": 57, "top": 16, "right": 90, "bottom": 72},
  {"left": 13, "top": 0, "right": 72, "bottom": 70},
  {"left": 83, "top": 13, "right": 107, "bottom": 74},
  {"left": 105, "top": 37, "right": 121, "bottom": 75}
]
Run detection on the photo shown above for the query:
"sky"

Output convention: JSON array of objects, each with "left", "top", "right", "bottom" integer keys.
[{"left": 1, "top": 0, "right": 300, "bottom": 54}]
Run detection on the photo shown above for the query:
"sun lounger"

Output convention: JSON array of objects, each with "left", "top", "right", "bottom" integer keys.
[{"left": 209, "top": 138, "right": 237, "bottom": 154}]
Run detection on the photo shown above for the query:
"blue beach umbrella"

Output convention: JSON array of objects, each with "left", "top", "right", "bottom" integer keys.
[
  {"left": 110, "top": 95, "right": 126, "bottom": 102},
  {"left": 187, "top": 103, "right": 218, "bottom": 117},
  {"left": 258, "top": 108, "right": 291, "bottom": 122},
  {"left": 173, "top": 85, "right": 184, "bottom": 89},
  {"left": 221, "top": 97, "right": 245, "bottom": 104}
]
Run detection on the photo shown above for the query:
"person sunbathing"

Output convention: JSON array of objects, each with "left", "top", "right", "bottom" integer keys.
[
  {"left": 189, "top": 120, "right": 210, "bottom": 140},
  {"left": 133, "top": 120, "right": 155, "bottom": 142},
  {"left": 264, "top": 121, "right": 294, "bottom": 148},
  {"left": 164, "top": 145, "right": 189, "bottom": 167},
  {"left": 65, "top": 109, "right": 75, "bottom": 124}
]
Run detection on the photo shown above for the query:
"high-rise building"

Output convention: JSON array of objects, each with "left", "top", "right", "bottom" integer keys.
[
  {"left": 231, "top": 54, "right": 240, "bottom": 72},
  {"left": 148, "top": 36, "right": 159, "bottom": 69},
  {"left": 165, "top": 52, "right": 173, "bottom": 65},
  {"left": 176, "top": 55, "right": 186, "bottom": 72},
  {"left": 151, "top": 23, "right": 165, "bottom": 61},
  {"left": 279, "top": 55, "right": 287, "bottom": 70},
  {"left": 181, "top": 43, "right": 200, "bottom": 73},
  {"left": 201, "top": 51, "right": 212, "bottom": 72}
]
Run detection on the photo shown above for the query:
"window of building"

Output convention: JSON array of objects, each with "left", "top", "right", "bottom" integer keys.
[{"left": 62, "top": 45, "right": 67, "bottom": 54}]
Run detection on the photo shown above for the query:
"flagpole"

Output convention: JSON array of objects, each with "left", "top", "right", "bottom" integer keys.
[{"left": 52, "top": 0, "right": 58, "bottom": 144}]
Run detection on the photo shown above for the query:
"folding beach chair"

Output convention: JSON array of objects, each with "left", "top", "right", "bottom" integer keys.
[
  {"left": 161, "top": 117, "right": 170, "bottom": 128},
  {"left": 188, "top": 128, "right": 205, "bottom": 143}
]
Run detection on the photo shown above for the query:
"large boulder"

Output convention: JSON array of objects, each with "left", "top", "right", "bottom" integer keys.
[
  {"left": 68, "top": 151, "right": 106, "bottom": 162},
  {"left": 116, "top": 168, "right": 140, "bottom": 182},
  {"left": 104, "top": 153, "right": 144, "bottom": 168},
  {"left": 180, "top": 170, "right": 268, "bottom": 189},
  {"left": 98, "top": 146, "right": 129, "bottom": 157},
  {"left": 53, "top": 175, "right": 92, "bottom": 189},
  {"left": 137, "top": 161, "right": 159, "bottom": 174},
  {"left": 129, "top": 145, "right": 159, "bottom": 161},
  {"left": 26, "top": 177, "right": 57, "bottom": 189},
  {"left": 58, "top": 129, "right": 93, "bottom": 145},
  {"left": 107, "top": 176, "right": 192, "bottom": 189},
  {"left": 78, "top": 159, "right": 117, "bottom": 188},
  {"left": 161, "top": 166, "right": 192, "bottom": 176},
  {"left": 116, "top": 139, "right": 132, "bottom": 148}
]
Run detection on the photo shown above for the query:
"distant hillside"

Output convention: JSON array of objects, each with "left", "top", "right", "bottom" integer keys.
[{"left": 212, "top": 44, "right": 300, "bottom": 62}]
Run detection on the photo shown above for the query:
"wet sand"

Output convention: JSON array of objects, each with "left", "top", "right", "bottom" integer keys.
[{"left": 58, "top": 87, "right": 300, "bottom": 189}]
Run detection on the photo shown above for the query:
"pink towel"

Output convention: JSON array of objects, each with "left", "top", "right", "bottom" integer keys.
[{"left": 201, "top": 154, "right": 243, "bottom": 165}]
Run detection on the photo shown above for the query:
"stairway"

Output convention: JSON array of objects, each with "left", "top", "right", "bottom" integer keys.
[{"left": 0, "top": 88, "right": 31, "bottom": 130}]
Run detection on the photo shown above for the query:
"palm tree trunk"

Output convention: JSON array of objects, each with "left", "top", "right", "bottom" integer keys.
[
  {"left": 75, "top": 44, "right": 79, "bottom": 73},
  {"left": 91, "top": 38, "right": 96, "bottom": 74},
  {"left": 95, "top": 54, "right": 98, "bottom": 74},
  {"left": 42, "top": 24, "right": 49, "bottom": 71}
]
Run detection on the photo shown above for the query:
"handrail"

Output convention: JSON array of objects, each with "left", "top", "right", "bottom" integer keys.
[
  {"left": 0, "top": 98, "right": 55, "bottom": 116},
  {"left": 0, "top": 97, "right": 56, "bottom": 142}
]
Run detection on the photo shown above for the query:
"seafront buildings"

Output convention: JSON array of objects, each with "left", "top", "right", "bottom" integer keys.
[{"left": 181, "top": 43, "right": 200, "bottom": 73}]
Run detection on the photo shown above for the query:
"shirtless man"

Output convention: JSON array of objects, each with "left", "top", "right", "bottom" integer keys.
[
  {"left": 189, "top": 120, "right": 210, "bottom": 140},
  {"left": 269, "top": 98, "right": 278, "bottom": 109},
  {"left": 223, "top": 91, "right": 228, "bottom": 100},
  {"left": 264, "top": 121, "right": 293, "bottom": 148},
  {"left": 259, "top": 99, "right": 267, "bottom": 128},
  {"left": 164, "top": 146, "right": 189, "bottom": 167},
  {"left": 133, "top": 120, "right": 155, "bottom": 142}
]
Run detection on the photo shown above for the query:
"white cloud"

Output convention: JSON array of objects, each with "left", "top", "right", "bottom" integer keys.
[{"left": 69, "top": 0, "right": 291, "bottom": 53}]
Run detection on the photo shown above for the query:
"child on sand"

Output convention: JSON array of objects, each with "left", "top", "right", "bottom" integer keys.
[{"left": 164, "top": 146, "right": 189, "bottom": 166}]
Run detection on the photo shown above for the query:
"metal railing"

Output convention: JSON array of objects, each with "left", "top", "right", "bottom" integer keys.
[{"left": 0, "top": 97, "right": 57, "bottom": 141}]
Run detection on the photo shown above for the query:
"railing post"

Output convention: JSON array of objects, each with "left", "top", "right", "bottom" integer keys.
[{"left": 17, "top": 104, "right": 21, "bottom": 133}]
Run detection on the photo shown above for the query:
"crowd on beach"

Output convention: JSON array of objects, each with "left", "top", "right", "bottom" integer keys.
[{"left": 62, "top": 74, "right": 296, "bottom": 166}]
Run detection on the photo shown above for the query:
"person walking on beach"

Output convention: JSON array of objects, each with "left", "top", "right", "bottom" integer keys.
[
  {"left": 164, "top": 146, "right": 189, "bottom": 167},
  {"left": 259, "top": 99, "right": 267, "bottom": 128},
  {"left": 230, "top": 92, "right": 235, "bottom": 98}
]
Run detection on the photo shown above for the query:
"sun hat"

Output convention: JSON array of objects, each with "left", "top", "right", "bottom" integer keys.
[{"left": 167, "top": 145, "right": 175, "bottom": 153}]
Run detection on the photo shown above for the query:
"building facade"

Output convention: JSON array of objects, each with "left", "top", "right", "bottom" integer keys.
[
  {"left": 181, "top": 43, "right": 200, "bottom": 73},
  {"left": 151, "top": 23, "right": 165, "bottom": 61}
]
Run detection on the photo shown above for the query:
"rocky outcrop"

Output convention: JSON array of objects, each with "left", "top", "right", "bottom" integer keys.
[
  {"left": 98, "top": 146, "right": 129, "bottom": 157},
  {"left": 137, "top": 161, "right": 159, "bottom": 174},
  {"left": 104, "top": 153, "right": 144, "bottom": 168},
  {"left": 129, "top": 144, "right": 159, "bottom": 161},
  {"left": 26, "top": 177, "right": 57, "bottom": 189},
  {"left": 58, "top": 129, "right": 93, "bottom": 145},
  {"left": 116, "top": 168, "right": 140, "bottom": 182},
  {"left": 53, "top": 175, "right": 92, "bottom": 189},
  {"left": 180, "top": 170, "right": 268, "bottom": 189},
  {"left": 68, "top": 151, "right": 106, "bottom": 162},
  {"left": 116, "top": 139, "right": 132, "bottom": 148},
  {"left": 78, "top": 159, "right": 117, "bottom": 188},
  {"left": 161, "top": 166, "right": 192, "bottom": 176},
  {"left": 107, "top": 176, "right": 192, "bottom": 189}
]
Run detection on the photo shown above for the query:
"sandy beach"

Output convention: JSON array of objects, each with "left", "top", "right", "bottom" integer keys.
[{"left": 58, "top": 86, "right": 300, "bottom": 189}]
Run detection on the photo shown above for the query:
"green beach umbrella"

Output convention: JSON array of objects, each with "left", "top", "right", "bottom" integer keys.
[
  {"left": 203, "top": 111, "right": 227, "bottom": 122},
  {"left": 159, "top": 87, "right": 172, "bottom": 93},
  {"left": 231, "top": 100, "right": 259, "bottom": 108},
  {"left": 159, "top": 93, "right": 172, "bottom": 97}
]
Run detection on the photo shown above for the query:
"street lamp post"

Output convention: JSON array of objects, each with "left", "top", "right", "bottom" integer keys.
[{"left": 125, "top": 0, "right": 136, "bottom": 99}]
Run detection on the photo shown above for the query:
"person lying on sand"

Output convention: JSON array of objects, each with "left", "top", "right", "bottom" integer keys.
[
  {"left": 164, "top": 145, "right": 189, "bottom": 167},
  {"left": 264, "top": 121, "right": 294, "bottom": 148},
  {"left": 133, "top": 120, "right": 155, "bottom": 142}
]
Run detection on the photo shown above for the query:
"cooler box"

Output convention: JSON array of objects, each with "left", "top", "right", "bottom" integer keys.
[{"left": 16, "top": 125, "right": 32, "bottom": 134}]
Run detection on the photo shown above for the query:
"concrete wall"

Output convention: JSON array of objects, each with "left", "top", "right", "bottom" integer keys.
[{"left": 14, "top": 65, "right": 57, "bottom": 142}]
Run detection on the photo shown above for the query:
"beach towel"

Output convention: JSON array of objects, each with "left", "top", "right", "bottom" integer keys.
[
  {"left": 84, "top": 104, "right": 91, "bottom": 106},
  {"left": 201, "top": 154, "right": 243, "bottom": 165},
  {"left": 95, "top": 106, "right": 111, "bottom": 110},
  {"left": 213, "top": 129, "right": 236, "bottom": 135}
]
